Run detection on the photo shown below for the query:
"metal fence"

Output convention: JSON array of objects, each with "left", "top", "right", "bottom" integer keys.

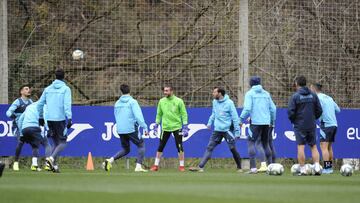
[
  {"left": 248, "top": 0, "right": 360, "bottom": 108},
  {"left": 5, "top": 0, "right": 360, "bottom": 108}
]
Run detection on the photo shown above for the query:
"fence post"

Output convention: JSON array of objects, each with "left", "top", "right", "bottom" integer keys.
[
  {"left": 237, "top": 0, "right": 249, "bottom": 107},
  {"left": 0, "top": 0, "right": 8, "bottom": 104}
]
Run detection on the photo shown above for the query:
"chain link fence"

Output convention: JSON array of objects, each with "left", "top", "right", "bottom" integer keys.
[
  {"left": 8, "top": 0, "right": 239, "bottom": 106},
  {"left": 249, "top": 0, "right": 360, "bottom": 108},
  {"left": 6, "top": 0, "right": 360, "bottom": 108}
]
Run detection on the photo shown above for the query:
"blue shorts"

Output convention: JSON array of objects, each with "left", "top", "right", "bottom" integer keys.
[
  {"left": 294, "top": 128, "right": 316, "bottom": 146},
  {"left": 21, "top": 127, "right": 45, "bottom": 148},
  {"left": 320, "top": 126, "right": 337, "bottom": 143}
]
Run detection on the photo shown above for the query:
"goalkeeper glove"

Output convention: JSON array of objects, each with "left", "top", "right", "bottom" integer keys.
[
  {"left": 181, "top": 125, "right": 190, "bottom": 137},
  {"left": 153, "top": 123, "right": 159, "bottom": 136}
]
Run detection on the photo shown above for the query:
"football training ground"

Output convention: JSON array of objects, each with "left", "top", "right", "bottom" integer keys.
[{"left": 0, "top": 169, "right": 359, "bottom": 203}]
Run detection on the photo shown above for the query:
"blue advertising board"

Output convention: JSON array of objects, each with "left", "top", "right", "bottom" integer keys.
[{"left": 0, "top": 105, "right": 359, "bottom": 158}]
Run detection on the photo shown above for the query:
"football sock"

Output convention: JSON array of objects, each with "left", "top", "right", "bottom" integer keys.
[
  {"left": 324, "top": 161, "right": 332, "bottom": 169},
  {"left": 154, "top": 158, "right": 160, "bottom": 166},
  {"left": 32, "top": 157, "right": 38, "bottom": 166},
  {"left": 136, "top": 163, "right": 142, "bottom": 169}
]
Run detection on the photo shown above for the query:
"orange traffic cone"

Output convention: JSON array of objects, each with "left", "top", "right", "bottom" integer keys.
[{"left": 86, "top": 152, "right": 94, "bottom": 171}]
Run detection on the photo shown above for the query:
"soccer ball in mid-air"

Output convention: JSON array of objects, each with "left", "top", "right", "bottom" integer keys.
[
  {"left": 340, "top": 164, "right": 354, "bottom": 177},
  {"left": 72, "top": 49, "right": 84, "bottom": 60},
  {"left": 291, "top": 164, "right": 300, "bottom": 175},
  {"left": 266, "top": 163, "right": 284, "bottom": 176}
]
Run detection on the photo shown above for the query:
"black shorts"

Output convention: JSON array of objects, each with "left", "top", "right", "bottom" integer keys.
[
  {"left": 294, "top": 128, "right": 316, "bottom": 146},
  {"left": 119, "top": 130, "right": 143, "bottom": 148},
  {"left": 320, "top": 126, "right": 337, "bottom": 143},
  {"left": 211, "top": 131, "right": 236, "bottom": 145},
  {"left": 247, "top": 125, "right": 269, "bottom": 142},
  {"left": 47, "top": 120, "right": 67, "bottom": 141},
  {"left": 21, "top": 127, "right": 44, "bottom": 148}
]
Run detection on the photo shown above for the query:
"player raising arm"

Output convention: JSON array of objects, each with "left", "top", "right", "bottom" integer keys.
[{"left": 6, "top": 85, "right": 33, "bottom": 171}]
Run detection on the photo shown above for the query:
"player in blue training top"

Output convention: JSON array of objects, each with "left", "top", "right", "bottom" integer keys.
[
  {"left": 189, "top": 87, "right": 242, "bottom": 172},
  {"left": 37, "top": 68, "right": 72, "bottom": 173},
  {"left": 17, "top": 102, "right": 52, "bottom": 171},
  {"left": 102, "top": 84, "right": 149, "bottom": 172},
  {"left": 310, "top": 83, "right": 340, "bottom": 174},
  {"left": 239, "top": 76, "right": 276, "bottom": 174},
  {"left": 6, "top": 85, "right": 33, "bottom": 171}
]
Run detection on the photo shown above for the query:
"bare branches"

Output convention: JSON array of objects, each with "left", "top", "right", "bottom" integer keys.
[
  {"left": 249, "top": 35, "right": 273, "bottom": 65},
  {"left": 18, "top": 15, "right": 56, "bottom": 58},
  {"left": 138, "top": 5, "right": 210, "bottom": 63},
  {"left": 300, "top": 2, "right": 359, "bottom": 61},
  {"left": 182, "top": 67, "right": 238, "bottom": 98},
  {"left": 64, "top": 2, "right": 122, "bottom": 54},
  {"left": 66, "top": 78, "right": 90, "bottom": 100},
  {"left": 8, "top": 1, "right": 244, "bottom": 106}
]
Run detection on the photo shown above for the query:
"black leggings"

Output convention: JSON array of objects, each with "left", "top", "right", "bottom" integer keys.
[{"left": 157, "top": 130, "right": 183, "bottom": 153}]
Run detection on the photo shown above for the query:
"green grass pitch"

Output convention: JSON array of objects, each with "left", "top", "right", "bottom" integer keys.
[{"left": 0, "top": 169, "right": 359, "bottom": 203}]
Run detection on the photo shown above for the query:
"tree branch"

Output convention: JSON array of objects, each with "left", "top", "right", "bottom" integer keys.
[
  {"left": 182, "top": 67, "right": 238, "bottom": 98},
  {"left": 63, "top": 2, "right": 122, "bottom": 54},
  {"left": 65, "top": 78, "right": 90, "bottom": 100}
]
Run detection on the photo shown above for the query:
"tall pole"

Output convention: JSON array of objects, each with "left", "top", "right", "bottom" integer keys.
[
  {"left": 237, "top": 0, "right": 249, "bottom": 107},
  {"left": 0, "top": 0, "right": 8, "bottom": 104}
]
